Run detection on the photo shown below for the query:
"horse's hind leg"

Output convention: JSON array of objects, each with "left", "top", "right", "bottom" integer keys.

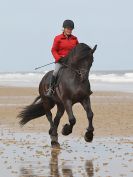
[
  {"left": 45, "top": 111, "right": 54, "bottom": 132},
  {"left": 81, "top": 97, "right": 94, "bottom": 142},
  {"left": 62, "top": 100, "right": 76, "bottom": 136},
  {"left": 49, "top": 103, "right": 65, "bottom": 148},
  {"left": 53, "top": 104, "right": 65, "bottom": 131},
  {"left": 45, "top": 111, "right": 58, "bottom": 146}
]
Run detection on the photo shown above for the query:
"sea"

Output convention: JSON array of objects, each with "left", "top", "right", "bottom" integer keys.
[{"left": 0, "top": 70, "right": 133, "bottom": 93}]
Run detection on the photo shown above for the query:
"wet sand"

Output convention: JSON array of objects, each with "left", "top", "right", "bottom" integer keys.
[
  {"left": 0, "top": 130, "right": 133, "bottom": 177},
  {"left": 0, "top": 86, "right": 133, "bottom": 176}
]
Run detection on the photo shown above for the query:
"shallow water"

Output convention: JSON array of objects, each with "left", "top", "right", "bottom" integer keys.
[{"left": 0, "top": 129, "right": 133, "bottom": 177}]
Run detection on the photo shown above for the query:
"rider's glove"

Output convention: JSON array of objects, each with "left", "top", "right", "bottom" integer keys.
[{"left": 58, "top": 57, "right": 65, "bottom": 64}]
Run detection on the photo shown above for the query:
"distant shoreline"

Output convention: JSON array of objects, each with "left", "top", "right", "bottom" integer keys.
[{"left": 0, "top": 70, "right": 133, "bottom": 92}]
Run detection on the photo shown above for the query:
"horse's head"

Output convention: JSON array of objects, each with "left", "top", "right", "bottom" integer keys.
[{"left": 66, "top": 43, "right": 97, "bottom": 81}]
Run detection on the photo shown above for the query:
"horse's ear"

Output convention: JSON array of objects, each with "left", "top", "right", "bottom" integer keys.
[{"left": 92, "top": 45, "right": 97, "bottom": 54}]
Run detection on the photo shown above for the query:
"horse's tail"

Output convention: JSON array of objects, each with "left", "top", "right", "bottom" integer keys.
[{"left": 18, "top": 95, "right": 46, "bottom": 126}]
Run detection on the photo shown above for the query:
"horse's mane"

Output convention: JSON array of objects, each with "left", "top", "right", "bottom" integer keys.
[{"left": 66, "top": 43, "right": 92, "bottom": 63}]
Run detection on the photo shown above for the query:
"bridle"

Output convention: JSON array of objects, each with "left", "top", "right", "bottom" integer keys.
[{"left": 61, "top": 47, "right": 94, "bottom": 81}]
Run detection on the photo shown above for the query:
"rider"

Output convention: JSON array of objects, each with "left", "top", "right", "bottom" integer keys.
[{"left": 46, "top": 20, "right": 79, "bottom": 96}]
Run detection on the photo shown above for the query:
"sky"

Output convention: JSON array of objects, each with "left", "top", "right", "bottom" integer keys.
[{"left": 0, "top": 0, "right": 133, "bottom": 72}]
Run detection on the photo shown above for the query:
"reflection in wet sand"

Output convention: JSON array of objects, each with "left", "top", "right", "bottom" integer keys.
[
  {"left": 50, "top": 148, "right": 94, "bottom": 177},
  {"left": 19, "top": 167, "right": 35, "bottom": 177},
  {"left": 50, "top": 148, "right": 61, "bottom": 177},
  {"left": 0, "top": 129, "right": 133, "bottom": 177},
  {"left": 19, "top": 148, "right": 93, "bottom": 177},
  {"left": 85, "top": 160, "right": 94, "bottom": 177},
  {"left": 62, "top": 168, "right": 73, "bottom": 177}
]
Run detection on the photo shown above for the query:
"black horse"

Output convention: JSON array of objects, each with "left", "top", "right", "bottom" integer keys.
[{"left": 18, "top": 43, "right": 97, "bottom": 147}]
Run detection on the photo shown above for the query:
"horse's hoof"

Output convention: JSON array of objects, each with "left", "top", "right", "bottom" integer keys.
[
  {"left": 84, "top": 131, "right": 94, "bottom": 142},
  {"left": 51, "top": 141, "right": 60, "bottom": 149},
  {"left": 62, "top": 124, "right": 72, "bottom": 136}
]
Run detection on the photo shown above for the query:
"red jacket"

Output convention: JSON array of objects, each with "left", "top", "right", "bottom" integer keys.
[{"left": 51, "top": 33, "right": 79, "bottom": 63}]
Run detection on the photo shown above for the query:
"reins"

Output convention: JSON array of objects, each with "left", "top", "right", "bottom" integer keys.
[{"left": 62, "top": 62, "right": 88, "bottom": 79}]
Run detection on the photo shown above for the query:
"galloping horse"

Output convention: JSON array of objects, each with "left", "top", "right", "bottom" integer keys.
[{"left": 18, "top": 43, "right": 97, "bottom": 147}]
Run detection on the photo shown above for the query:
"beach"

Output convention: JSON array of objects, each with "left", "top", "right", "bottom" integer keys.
[
  {"left": 0, "top": 86, "right": 133, "bottom": 177},
  {"left": 0, "top": 86, "right": 133, "bottom": 136}
]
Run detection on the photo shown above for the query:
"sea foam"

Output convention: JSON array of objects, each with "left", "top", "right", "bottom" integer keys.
[{"left": 0, "top": 71, "right": 133, "bottom": 91}]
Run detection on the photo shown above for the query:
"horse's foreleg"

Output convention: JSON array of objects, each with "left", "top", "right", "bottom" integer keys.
[
  {"left": 81, "top": 97, "right": 94, "bottom": 142},
  {"left": 62, "top": 100, "right": 76, "bottom": 136},
  {"left": 49, "top": 103, "right": 65, "bottom": 147}
]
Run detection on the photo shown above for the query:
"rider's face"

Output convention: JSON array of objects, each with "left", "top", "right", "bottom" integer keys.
[{"left": 64, "top": 28, "right": 73, "bottom": 36}]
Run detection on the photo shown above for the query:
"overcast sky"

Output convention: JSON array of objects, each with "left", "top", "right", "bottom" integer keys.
[{"left": 0, "top": 0, "right": 133, "bottom": 72}]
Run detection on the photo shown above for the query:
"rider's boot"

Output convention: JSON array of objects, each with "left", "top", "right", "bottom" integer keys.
[{"left": 46, "top": 75, "right": 57, "bottom": 97}]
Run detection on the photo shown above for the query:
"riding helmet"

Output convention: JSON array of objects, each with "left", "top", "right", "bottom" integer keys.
[{"left": 63, "top": 20, "right": 74, "bottom": 29}]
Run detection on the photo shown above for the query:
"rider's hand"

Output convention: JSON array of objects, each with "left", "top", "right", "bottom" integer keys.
[{"left": 58, "top": 57, "right": 65, "bottom": 64}]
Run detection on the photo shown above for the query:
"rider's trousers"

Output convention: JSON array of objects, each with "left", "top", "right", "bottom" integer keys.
[{"left": 53, "top": 63, "right": 63, "bottom": 77}]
